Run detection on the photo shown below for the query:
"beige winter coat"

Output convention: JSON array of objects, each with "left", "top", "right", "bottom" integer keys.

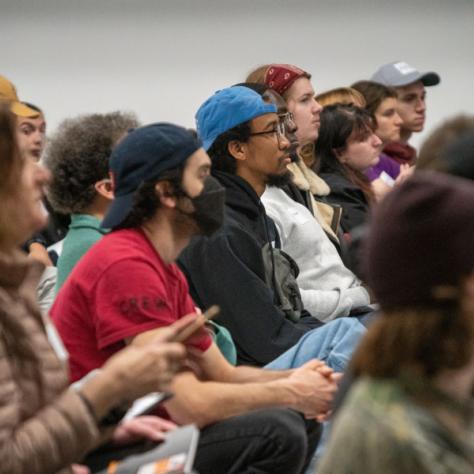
[{"left": 0, "top": 250, "right": 100, "bottom": 474}]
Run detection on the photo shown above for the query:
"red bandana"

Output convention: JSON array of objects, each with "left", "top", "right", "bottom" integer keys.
[{"left": 264, "top": 64, "right": 307, "bottom": 96}]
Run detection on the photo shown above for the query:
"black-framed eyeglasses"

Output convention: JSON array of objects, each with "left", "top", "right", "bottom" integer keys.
[{"left": 249, "top": 120, "right": 287, "bottom": 147}]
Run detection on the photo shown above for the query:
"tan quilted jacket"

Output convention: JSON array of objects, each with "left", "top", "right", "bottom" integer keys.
[{"left": 0, "top": 250, "right": 100, "bottom": 474}]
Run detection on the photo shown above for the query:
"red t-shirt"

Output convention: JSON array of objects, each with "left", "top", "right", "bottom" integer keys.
[{"left": 50, "top": 227, "right": 212, "bottom": 382}]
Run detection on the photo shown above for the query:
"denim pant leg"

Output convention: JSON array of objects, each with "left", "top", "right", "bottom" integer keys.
[
  {"left": 194, "top": 408, "right": 320, "bottom": 474},
  {"left": 265, "top": 318, "right": 365, "bottom": 372}
]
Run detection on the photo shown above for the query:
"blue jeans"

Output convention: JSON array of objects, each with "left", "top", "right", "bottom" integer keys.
[
  {"left": 265, "top": 317, "right": 365, "bottom": 372},
  {"left": 265, "top": 317, "right": 366, "bottom": 474}
]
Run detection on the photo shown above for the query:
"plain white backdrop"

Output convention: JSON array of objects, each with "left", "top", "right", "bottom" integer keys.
[{"left": 2, "top": 0, "right": 473, "bottom": 148}]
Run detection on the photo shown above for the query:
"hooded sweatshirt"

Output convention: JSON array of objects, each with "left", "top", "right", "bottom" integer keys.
[
  {"left": 262, "top": 186, "right": 370, "bottom": 321},
  {"left": 178, "top": 170, "right": 323, "bottom": 366}
]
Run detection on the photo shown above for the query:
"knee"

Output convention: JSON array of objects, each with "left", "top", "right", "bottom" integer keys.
[
  {"left": 266, "top": 409, "right": 308, "bottom": 461},
  {"left": 329, "top": 317, "right": 366, "bottom": 338}
]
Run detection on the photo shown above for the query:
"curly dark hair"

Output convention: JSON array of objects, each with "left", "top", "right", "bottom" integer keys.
[
  {"left": 207, "top": 122, "right": 251, "bottom": 174},
  {"left": 115, "top": 167, "right": 185, "bottom": 230},
  {"left": 44, "top": 111, "right": 139, "bottom": 214}
]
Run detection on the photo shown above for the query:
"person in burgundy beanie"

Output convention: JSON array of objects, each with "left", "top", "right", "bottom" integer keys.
[
  {"left": 365, "top": 171, "right": 474, "bottom": 309},
  {"left": 318, "top": 170, "right": 474, "bottom": 473}
]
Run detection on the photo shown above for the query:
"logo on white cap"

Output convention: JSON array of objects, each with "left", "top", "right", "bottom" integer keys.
[{"left": 393, "top": 62, "right": 417, "bottom": 75}]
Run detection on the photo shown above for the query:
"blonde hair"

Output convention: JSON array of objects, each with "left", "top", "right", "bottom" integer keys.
[
  {"left": 245, "top": 64, "right": 270, "bottom": 84},
  {"left": 315, "top": 87, "right": 366, "bottom": 108}
]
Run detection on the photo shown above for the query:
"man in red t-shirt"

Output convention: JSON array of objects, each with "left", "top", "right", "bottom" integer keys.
[{"left": 52, "top": 121, "right": 339, "bottom": 473}]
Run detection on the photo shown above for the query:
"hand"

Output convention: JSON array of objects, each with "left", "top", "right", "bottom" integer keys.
[
  {"left": 371, "top": 178, "right": 392, "bottom": 202},
  {"left": 102, "top": 334, "right": 186, "bottom": 402},
  {"left": 280, "top": 360, "right": 340, "bottom": 419},
  {"left": 131, "top": 313, "right": 208, "bottom": 347},
  {"left": 28, "top": 242, "right": 53, "bottom": 266},
  {"left": 80, "top": 322, "right": 190, "bottom": 422},
  {"left": 113, "top": 416, "right": 177, "bottom": 445},
  {"left": 71, "top": 465, "right": 91, "bottom": 474},
  {"left": 395, "top": 164, "right": 414, "bottom": 186}
]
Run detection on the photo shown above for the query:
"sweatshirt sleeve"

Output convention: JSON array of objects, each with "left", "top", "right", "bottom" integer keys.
[
  {"left": 0, "top": 346, "right": 101, "bottom": 474},
  {"left": 299, "top": 286, "right": 370, "bottom": 322},
  {"left": 179, "top": 231, "right": 323, "bottom": 366}
]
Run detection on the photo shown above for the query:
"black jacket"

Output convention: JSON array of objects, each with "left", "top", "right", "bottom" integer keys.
[
  {"left": 178, "top": 171, "right": 323, "bottom": 366},
  {"left": 319, "top": 172, "right": 370, "bottom": 234}
]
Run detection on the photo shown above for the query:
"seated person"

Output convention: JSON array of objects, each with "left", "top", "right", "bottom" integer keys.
[
  {"left": 51, "top": 122, "right": 341, "bottom": 474},
  {"left": 242, "top": 83, "right": 372, "bottom": 321},
  {"left": 317, "top": 104, "right": 381, "bottom": 234},
  {"left": 318, "top": 171, "right": 474, "bottom": 474},
  {"left": 179, "top": 86, "right": 366, "bottom": 367},
  {"left": 0, "top": 103, "right": 187, "bottom": 474},
  {"left": 369, "top": 61, "right": 440, "bottom": 166},
  {"left": 44, "top": 111, "right": 139, "bottom": 292},
  {"left": 417, "top": 114, "right": 474, "bottom": 176},
  {"left": 351, "top": 80, "right": 413, "bottom": 200},
  {"left": 246, "top": 64, "right": 341, "bottom": 248}
]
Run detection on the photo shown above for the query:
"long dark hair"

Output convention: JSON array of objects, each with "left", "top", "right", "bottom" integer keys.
[
  {"left": 316, "top": 104, "right": 375, "bottom": 202},
  {"left": 0, "top": 105, "right": 22, "bottom": 195}
]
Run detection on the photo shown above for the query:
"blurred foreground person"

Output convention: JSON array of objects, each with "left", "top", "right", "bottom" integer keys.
[
  {"left": 0, "top": 106, "right": 186, "bottom": 474},
  {"left": 318, "top": 171, "right": 474, "bottom": 473}
]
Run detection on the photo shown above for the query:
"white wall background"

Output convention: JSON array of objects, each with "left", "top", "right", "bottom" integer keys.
[{"left": 2, "top": 0, "right": 473, "bottom": 148}]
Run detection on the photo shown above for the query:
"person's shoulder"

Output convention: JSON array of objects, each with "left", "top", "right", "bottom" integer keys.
[
  {"left": 318, "top": 378, "right": 421, "bottom": 474},
  {"left": 321, "top": 172, "right": 353, "bottom": 190}
]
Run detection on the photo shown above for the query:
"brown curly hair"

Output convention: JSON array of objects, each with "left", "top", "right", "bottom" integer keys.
[{"left": 44, "top": 111, "right": 139, "bottom": 214}]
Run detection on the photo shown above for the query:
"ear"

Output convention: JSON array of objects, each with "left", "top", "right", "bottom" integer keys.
[
  {"left": 154, "top": 181, "right": 177, "bottom": 209},
  {"left": 227, "top": 139, "right": 248, "bottom": 163},
  {"left": 94, "top": 179, "right": 115, "bottom": 200}
]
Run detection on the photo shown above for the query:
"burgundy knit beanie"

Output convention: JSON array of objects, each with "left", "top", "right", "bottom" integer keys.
[{"left": 365, "top": 171, "right": 474, "bottom": 310}]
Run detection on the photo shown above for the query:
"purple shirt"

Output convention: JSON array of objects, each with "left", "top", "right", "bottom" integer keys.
[{"left": 366, "top": 153, "right": 401, "bottom": 182}]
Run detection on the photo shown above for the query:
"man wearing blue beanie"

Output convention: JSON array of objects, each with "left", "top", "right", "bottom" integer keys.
[{"left": 180, "top": 86, "right": 366, "bottom": 372}]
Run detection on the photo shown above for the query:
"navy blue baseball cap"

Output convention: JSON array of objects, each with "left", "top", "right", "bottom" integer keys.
[
  {"left": 195, "top": 86, "right": 277, "bottom": 151},
  {"left": 102, "top": 122, "right": 202, "bottom": 229}
]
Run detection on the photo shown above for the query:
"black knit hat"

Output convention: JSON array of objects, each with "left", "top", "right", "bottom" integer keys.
[{"left": 365, "top": 171, "right": 474, "bottom": 310}]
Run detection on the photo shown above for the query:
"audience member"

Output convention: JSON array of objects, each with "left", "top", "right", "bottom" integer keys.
[
  {"left": 51, "top": 121, "right": 338, "bottom": 474},
  {"left": 246, "top": 64, "right": 343, "bottom": 250},
  {"left": 417, "top": 114, "right": 474, "bottom": 174},
  {"left": 240, "top": 83, "right": 372, "bottom": 321},
  {"left": 180, "top": 86, "right": 366, "bottom": 368},
  {"left": 370, "top": 61, "right": 440, "bottom": 165},
  {"left": 351, "top": 80, "right": 413, "bottom": 200},
  {"left": 44, "top": 111, "right": 140, "bottom": 292},
  {"left": 16, "top": 101, "right": 46, "bottom": 162},
  {"left": 317, "top": 104, "right": 381, "bottom": 234},
  {"left": 0, "top": 105, "right": 187, "bottom": 474},
  {"left": 0, "top": 75, "right": 66, "bottom": 312},
  {"left": 318, "top": 171, "right": 474, "bottom": 473}
]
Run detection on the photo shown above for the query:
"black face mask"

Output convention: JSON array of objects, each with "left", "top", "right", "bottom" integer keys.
[{"left": 178, "top": 176, "right": 226, "bottom": 237}]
